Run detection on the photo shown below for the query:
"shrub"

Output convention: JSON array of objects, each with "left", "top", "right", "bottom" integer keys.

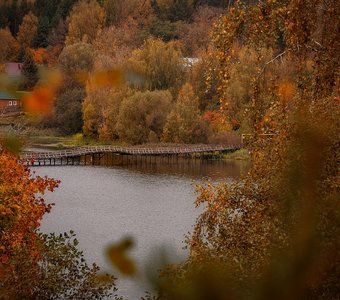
[{"left": 116, "top": 90, "right": 173, "bottom": 144}]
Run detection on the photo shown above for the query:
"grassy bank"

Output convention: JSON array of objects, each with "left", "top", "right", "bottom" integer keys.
[
  {"left": 23, "top": 128, "right": 123, "bottom": 150},
  {"left": 222, "top": 149, "right": 250, "bottom": 161},
  {"left": 190, "top": 148, "right": 250, "bottom": 161},
  {"left": 27, "top": 134, "right": 124, "bottom": 150}
]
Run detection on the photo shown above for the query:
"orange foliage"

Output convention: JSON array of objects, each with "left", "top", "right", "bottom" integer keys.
[
  {"left": 203, "top": 110, "right": 231, "bottom": 132},
  {"left": 203, "top": 110, "right": 222, "bottom": 123},
  {"left": 21, "top": 70, "right": 63, "bottom": 116},
  {"left": 277, "top": 79, "right": 296, "bottom": 103},
  {"left": 21, "top": 86, "right": 55, "bottom": 115},
  {"left": 44, "top": 45, "right": 64, "bottom": 67},
  {"left": 29, "top": 48, "right": 46, "bottom": 64},
  {"left": 0, "top": 152, "right": 59, "bottom": 276}
]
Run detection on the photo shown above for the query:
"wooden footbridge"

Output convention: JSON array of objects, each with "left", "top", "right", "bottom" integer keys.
[{"left": 21, "top": 144, "right": 242, "bottom": 166}]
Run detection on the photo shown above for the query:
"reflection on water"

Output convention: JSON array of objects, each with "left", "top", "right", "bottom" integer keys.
[
  {"left": 36, "top": 158, "right": 249, "bottom": 299},
  {"left": 90, "top": 154, "right": 250, "bottom": 179}
]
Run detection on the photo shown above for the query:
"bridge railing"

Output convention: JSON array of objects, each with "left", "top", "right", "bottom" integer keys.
[{"left": 20, "top": 143, "right": 242, "bottom": 161}]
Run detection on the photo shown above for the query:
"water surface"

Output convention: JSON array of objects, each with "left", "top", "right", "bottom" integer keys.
[{"left": 36, "top": 158, "right": 248, "bottom": 299}]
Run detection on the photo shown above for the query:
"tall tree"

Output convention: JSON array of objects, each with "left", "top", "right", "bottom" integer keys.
[
  {"left": 127, "top": 38, "right": 185, "bottom": 91},
  {"left": 55, "top": 86, "right": 86, "bottom": 134},
  {"left": 103, "top": 0, "right": 138, "bottom": 26},
  {"left": 55, "top": 0, "right": 79, "bottom": 19},
  {"left": 0, "top": 0, "right": 34, "bottom": 35},
  {"left": 162, "top": 1, "right": 340, "bottom": 299},
  {"left": 0, "top": 28, "right": 19, "bottom": 63},
  {"left": 20, "top": 51, "right": 39, "bottom": 90},
  {"left": 16, "top": 11, "right": 38, "bottom": 49},
  {"left": 34, "top": 0, "right": 59, "bottom": 20},
  {"left": 116, "top": 90, "right": 173, "bottom": 144},
  {"left": 179, "top": 5, "right": 223, "bottom": 55},
  {"left": 58, "top": 41, "right": 94, "bottom": 75},
  {"left": 65, "top": 0, "right": 105, "bottom": 45},
  {"left": 162, "top": 83, "right": 208, "bottom": 143},
  {"left": 151, "top": 0, "right": 194, "bottom": 21},
  {"left": 55, "top": 42, "right": 94, "bottom": 133},
  {"left": 83, "top": 85, "right": 130, "bottom": 140},
  {"left": 33, "top": 16, "right": 50, "bottom": 48}
]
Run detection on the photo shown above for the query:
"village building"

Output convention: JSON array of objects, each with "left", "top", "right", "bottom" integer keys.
[
  {"left": 0, "top": 63, "right": 23, "bottom": 112},
  {"left": 0, "top": 91, "right": 20, "bottom": 109},
  {"left": 5, "top": 62, "right": 22, "bottom": 77}
]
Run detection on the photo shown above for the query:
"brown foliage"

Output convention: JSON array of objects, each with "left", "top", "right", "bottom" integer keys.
[
  {"left": 179, "top": 5, "right": 223, "bottom": 56},
  {"left": 16, "top": 11, "right": 38, "bottom": 49},
  {"left": 0, "top": 28, "right": 19, "bottom": 63},
  {"left": 157, "top": 1, "right": 340, "bottom": 299},
  {"left": 65, "top": 0, "right": 105, "bottom": 45}
]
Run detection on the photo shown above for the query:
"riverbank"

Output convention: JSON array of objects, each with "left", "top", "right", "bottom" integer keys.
[
  {"left": 222, "top": 148, "right": 250, "bottom": 161},
  {"left": 3, "top": 125, "right": 248, "bottom": 161},
  {"left": 191, "top": 148, "right": 250, "bottom": 161},
  {"left": 25, "top": 131, "right": 247, "bottom": 159}
]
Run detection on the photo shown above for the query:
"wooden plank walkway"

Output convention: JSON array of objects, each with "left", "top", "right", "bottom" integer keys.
[{"left": 20, "top": 144, "right": 242, "bottom": 166}]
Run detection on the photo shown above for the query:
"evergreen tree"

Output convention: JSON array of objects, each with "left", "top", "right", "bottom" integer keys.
[
  {"left": 169, "top": 0, "right": 194, "bottom": 22},
  {"left": 56, "top": 0, "right": 79, "bottom": 19},
  {"left": 7, "top": 1, "right": 18, "bottom": 35},
  {"left": 34, "top": 0, "right": 59, "bottom": 20},
  {"left": 20, "top": 52, "right": 39, "bottom": 91},
  {"left": 194, "top": 0, "right": 227, "bottom": 8},
  {"left": 0, "top": 1, "right": 33, "bottom": 35},
  {"left": 34, "top": 16, "right": 50, "bottom": 48}
]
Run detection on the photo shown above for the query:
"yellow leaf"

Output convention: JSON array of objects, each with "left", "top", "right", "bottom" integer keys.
[{"left": 106, "top": 237, "right": 136, "bottom": 276}]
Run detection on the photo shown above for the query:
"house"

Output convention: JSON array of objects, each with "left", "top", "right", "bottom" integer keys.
[
  {"left": 5, "top": 62, "right": 22, "bottom": 77},
  {"left": 0, "top": 63, "right": 24, "bottom": 112},
  {"left": 0, "top": 91, "right": 20, "bottom": 109}
]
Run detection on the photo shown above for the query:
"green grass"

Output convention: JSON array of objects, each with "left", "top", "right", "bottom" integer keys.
[
  {"left": 222, "top": 149, "right": 250, "bottom": 161},
  {"left": 26, "top": 131, "right": 125, "bottom": 150}
]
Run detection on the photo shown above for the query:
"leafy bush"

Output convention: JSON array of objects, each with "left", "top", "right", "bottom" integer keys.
[{"left": 116, "top": 89, "right": 173, "bottom": 144}]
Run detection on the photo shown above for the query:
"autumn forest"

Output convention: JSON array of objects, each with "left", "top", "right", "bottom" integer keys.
[{"left": 0, "top": 0, "right": 339, "bottom": 299}]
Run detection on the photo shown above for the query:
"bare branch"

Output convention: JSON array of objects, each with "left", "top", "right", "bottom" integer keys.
[
  {"left": 259, "top": 51, "right": 286, "bottom": 76},
  {"left": 264, "top": 51, "right": 286, "bottom": 66}
]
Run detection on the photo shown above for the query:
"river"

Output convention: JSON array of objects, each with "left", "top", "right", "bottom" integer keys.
[{"left": 35, "top": 156, "right": 249, "bottom": 299}]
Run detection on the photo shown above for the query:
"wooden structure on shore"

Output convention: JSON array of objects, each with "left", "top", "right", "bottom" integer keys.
[{"left": 21, "top": 144, "right": 242, "bottom": 167}]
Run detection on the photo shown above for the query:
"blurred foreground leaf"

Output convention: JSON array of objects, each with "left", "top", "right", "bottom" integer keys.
[
  {"left": 77, "top": 68, "right": 123, "bottom": 88},
  {"left": 20, "top": 68, "right": 63, "bottom": 117},
  {"left": 21, "top": 86, "right": 54, "bottom": 116},
  {"left": 106, "top": 237, "right": 136, "bottom": 276}
]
